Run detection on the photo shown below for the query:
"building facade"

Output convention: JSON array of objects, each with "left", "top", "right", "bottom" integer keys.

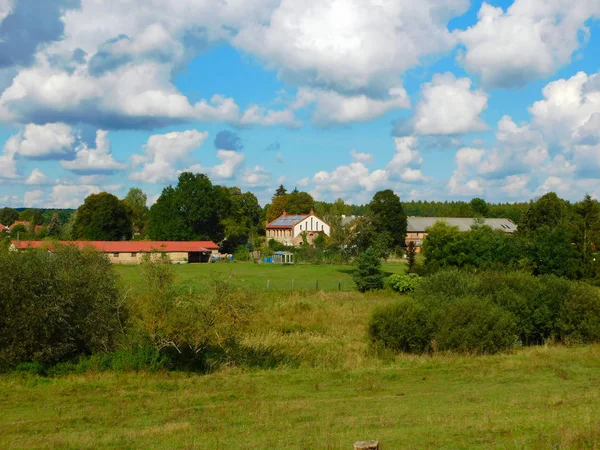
[
  {"left": 266, "top": 211, "right": 331, "bottom": 246},
  {"left": 10, "top": 240, "right": 220, "bottom": 265},
  {"left": 405, "top": 217, "right": 517, "bottom": 252}
]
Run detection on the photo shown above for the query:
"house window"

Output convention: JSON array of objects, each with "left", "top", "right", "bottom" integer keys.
[
  {"left": 300, "top": 225, "right": 303, "bottom": 230},
  {"left": 131, "top": 253, "right": 137, "bottom": 257},
  {"left": 113, "top": 253, "right": 119, "bottom": 257},
  {"left": 322, "top": 225, "right": 324, "bottom": 231}
]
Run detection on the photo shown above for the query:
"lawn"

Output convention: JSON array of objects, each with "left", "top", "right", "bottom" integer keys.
[
  {"left": 1, "top": 287, "right": 599, "bottom": 449},
  {"left": 115, "top": 261, "right": 407, "bottom": 292}
]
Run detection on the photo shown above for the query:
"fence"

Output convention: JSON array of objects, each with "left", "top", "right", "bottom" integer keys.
[{"left": 239, "top": 278, "right": 355, "bottom": 292}]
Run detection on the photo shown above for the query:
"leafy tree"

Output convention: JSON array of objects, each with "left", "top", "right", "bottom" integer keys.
[
  {"left": 274, "top": 184, "right": 287, "bottom": 197},
  {"left": 353, "top": 247, "right": 384, "bottom": 292},
  {"left": 266, "top": 194, "right": 289, "bottom": 223},
  {"left": 148, "top": 173, "right": 225, "bottom": 242},
  {"left": 573, "top": 194, "right": 600, "bottom": 275},
  {"left": 60, "top": 212, "right": 77, "bottom": 240},
  {"left": 73, "top": 192, "right": 133, "bottom": 241},
  {"left": 47, "top": 214, "right": 61, "bottom": 237},
  {"left": 286, "top": 190, "right": 315, "bottom": 215},
  {"left": 19, "top": 209, "right": 44, "bottom": 226},
  {"left": 123, "top": 188, "right": 149, "bottom": 237},
  {"left": 0, "top": 207, "right": 19, "bottom": 226},
  {"left": 221, "top": 189, "right": 262, "bottom": 253},
  {"left": 406, "top": 241, "right": 417, "bottom": 272},
  {"left": 347, "top": 216, "right": 393, "bottom": 259},
  {"left": 470, "top": 197, "right": 489, "bottom": 217},
  {"left": 519, "top": 192, "right": 569, "bottom": 234},
  {"left": 368, "top": 189, "right": 407, "bottom": 248}
]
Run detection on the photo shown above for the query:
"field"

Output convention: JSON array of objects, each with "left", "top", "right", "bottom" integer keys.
[
  {"left": 1, "top": 269, "right": 600, "bottom": 449},
  {"left": 115, "top": 261, "right": 408, "bottom": 292}
]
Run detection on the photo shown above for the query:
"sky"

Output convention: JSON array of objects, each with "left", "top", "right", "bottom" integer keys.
[{"left": 0, "top": 0, "right": 599, "bottom": 208}]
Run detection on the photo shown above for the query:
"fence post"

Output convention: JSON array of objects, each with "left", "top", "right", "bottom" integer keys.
[
  {"left": 354, "top": 441, "right": 379, "bottom": 450},
  {"left": 292, "top": 279, "right": 295, "bottom": 291},
  {"left": 338, "top": 279, "right": 341, "bottom": 291}
]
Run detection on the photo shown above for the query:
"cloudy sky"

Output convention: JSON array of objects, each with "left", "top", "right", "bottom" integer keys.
[{"left": 0, "top": 0, "right": 599, "bottom": 208}]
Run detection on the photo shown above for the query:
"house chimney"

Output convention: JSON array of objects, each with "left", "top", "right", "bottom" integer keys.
[
  {"left": 310, "top": 209, "right": 314, "bottom": 215},
  {"left": 282, "top": 210, "right": 287, "bottom": 216}
]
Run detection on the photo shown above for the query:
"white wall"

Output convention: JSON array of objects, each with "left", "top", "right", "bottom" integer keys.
[{"left": 293, "top": 215, "right": 330, "bottom": 237}]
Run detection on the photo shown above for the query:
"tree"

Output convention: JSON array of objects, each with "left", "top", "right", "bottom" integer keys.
[
  {"left": 353, "top": 247, "right": 384, "bottom": 292},
  {"left": 274, "top": 184, "right": 287, "bottom": 197},
  {"left": 573, "top": 194, "right": 600, "bottom": 276},
  {"left": 285, "top": 190, "right": 315, "bottom": 215},
  {"left": 470, "top": 198, "right": 489, "bottom": 217},
  {"left": 519, "top": 192, "right": 569, "bottom": 234},
  {"left": 18, "top": 209, "right": 43, "bottom": 226},
  {"left": 406, "top": 241, "right": 417, "bottom": 272},
  {"left": 368, "top": 189, "right": 407, "bottom": 248},
  {"left": 73, "top": 192, "right": 133, "bottom": 241},
  {"left": 0, "top": 208, "right": 19, "bottom": 226},
  {"left": 266, "top": 195, "right": 289, "bottom": 223},
  {"left": 47, "top": 214, "right": 61, "bottom": 237},
  {"left": 221, "top": 189, "right": 262, "bottom": 253},
  {"left": 148, "top": 173, "right": 225, "bottom": 242},
  {"left": 123, "top": 188, "right": 149, "bottom": 237}
]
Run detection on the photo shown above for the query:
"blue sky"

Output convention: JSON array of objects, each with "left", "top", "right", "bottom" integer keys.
[{"left": 0, "top": 0, "right": 599, "bottom": 208}]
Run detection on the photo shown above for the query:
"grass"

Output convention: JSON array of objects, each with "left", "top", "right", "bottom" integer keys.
[
  {"left": 114, "top": 261, "right": 407, "bottom": 292},
  {"left": 1, "top": 286, "right": 600, "bottom": 448}
]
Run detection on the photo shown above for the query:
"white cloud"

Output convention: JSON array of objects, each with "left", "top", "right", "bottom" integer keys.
[
  {"left": 235, "top": 0, "right": 468, "bottom": 95},
  {"left": 50, "top": 184, "right": 101, "bottom": 208},
  {"left": 241, "top": 166, "right": 272, "bottom": 187},
  {"left": 412, "top": 73, "right": 488, "bottom": 135},
  {"left": 23, "top": 190, "right": 45, "bottom": 207},
  {"left": 240, "top": 105, "right": 299, "bottom": 127},
  {"left": 3, "top": 123, "right": 75, "bottom": 159},
  {"left": 458, "top": 0, "right": 600, "bottom": 88},
  {"left": 211, "top": 150, "right": 245, "bottom": 179},
  {"left": 61, "top": 130, "right": 126, "bottom": 174},
  {"left": 26, "top": 168, "right": 52, "bottom": 185},
  {"left": 130, "top": 130, "right": 209, "bottom": 183},
  {"left": 350, "top": 149, "right": 373, "bottom": 164}
]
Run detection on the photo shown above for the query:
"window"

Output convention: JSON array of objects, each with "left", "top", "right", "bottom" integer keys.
[
  {"left": 113, "top": 253, "right": 119, "bottom": 257},
  {"left": 300, "top": 225, "right": 303, "bottom": 230},
  {"left": 131, "top": 253, "right": 137, "bottom": 257},
  {"left": 322, "top": 225, "right": 324, "bottom": 231}
]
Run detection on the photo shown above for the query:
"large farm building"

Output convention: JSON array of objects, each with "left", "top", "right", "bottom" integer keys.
[
  {"left": 266, "top": 211, "right": 331, "bottom": 246},
  {"left": 10, "top": 240, "right": 219, "bottom": 264}
]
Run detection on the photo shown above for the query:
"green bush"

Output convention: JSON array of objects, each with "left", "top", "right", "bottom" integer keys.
[
  {"left": 0, "top": 245, "right": 121, "bottom": 367},
  {"left": 388, "top": 273, "right": 421, "bottom": 293},
  {"left": 353, "top": 247, "right": 384, "bottom": 292},
  {"left": 556, "top": 282, "right": 600, "bottom": 344},
  {"left": 368, "top": 298, "right": 432, "bottom": 353},
  {"left": 433, "top": 297, "right": 518, "bottom": 354},
  {"left": 15, "top": 362, "right": 46, "bottom": 376}
]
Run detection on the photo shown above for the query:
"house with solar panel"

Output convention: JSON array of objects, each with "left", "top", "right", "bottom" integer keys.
[
  {"left": 266, "top": 211, "right": 331, "bottom": 246},
  {"left": 405, "top": 217, "right": 517, "bottom": 252}
]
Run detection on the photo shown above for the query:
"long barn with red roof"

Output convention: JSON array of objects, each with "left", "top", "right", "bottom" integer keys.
[{"left": 10, "top": 240, "right": 220, "bottom": 265}]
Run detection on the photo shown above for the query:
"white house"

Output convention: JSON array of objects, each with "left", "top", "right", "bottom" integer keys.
[{"left": 266, "top": 211, "right": 331, "bottom": 246}]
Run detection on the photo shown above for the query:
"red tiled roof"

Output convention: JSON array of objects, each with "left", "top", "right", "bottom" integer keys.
[
  {"left": 34, "top": 225, "right": 44, "bottom": 233},
  {"left": 11, "top": 240, "right": 219, "bottom": 252},
  {"left": 0, "top": 223, "right": 7, "bottom": 231},
  {"left": 9, "top": 221, "right": 30, "bottom": 231}
]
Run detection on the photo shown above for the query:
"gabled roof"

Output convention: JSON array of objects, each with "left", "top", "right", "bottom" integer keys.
[
  {"left": 407, "top": 217, "right": 517, "bottom": 233},
  {"left": 11, "top": 241, "right": 219, "bottom": 252},
  {"left": 267, "top": 214, "right": 309, "bottom": 228}
]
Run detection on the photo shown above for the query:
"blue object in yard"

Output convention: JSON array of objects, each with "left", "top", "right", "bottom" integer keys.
[
  {"left": 269, "top": 257, "right": 273, "bottom": 263},
  {"left": 229, "top": 256, "right": 233, "bottom": 262}
]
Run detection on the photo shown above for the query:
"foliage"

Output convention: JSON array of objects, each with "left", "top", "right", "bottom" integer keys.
[
  {"left": 353, "top": 247, "right": 384, "bottom": 292},
  {"left": 470, "top": 197, "right": 489, "bottom": 216},
  {"left": 123, "top": 188, "right": 149, "bottom": 237},
  {"left": 367, "top": 189, "right": 407, "bottom": 248},
  {"left": 19, "top": 209, "right": 44, "bottom": 225},
  {"left": 406, "top": 241, "right": 416, "bottom": 271},
  {"left": 233, "top": 245, "right": 250, "bottom": 261},
  {"left": 402, "top": 200, "right": 528, "bottom": 222},
  {"left": 0, "top": 245, "right": 121, "bottom": 366},
  {"left": 73, "top": 192, "right": 133, "bottom": 241},
  {"left": 369, "top": 298, "right": 431, "bottom": 353},
  {"left": 519, "top": 192, "right": 570, "bottom": 234},
  {"left": 265, "top": 189, "right": 315, "bottom": 223},
  {"left": 0, "top": 207, "right": 19, "bottom": 226},
  {"left": 46, "top": 214, "right": 61, "bottom": 237},
  {"left": 388, "top": 273, "right": 421, "bottom": 293}
]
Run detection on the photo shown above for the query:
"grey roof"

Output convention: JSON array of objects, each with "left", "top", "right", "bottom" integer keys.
[
  {"left": 273, "top": 251, "right": 294, "bottom": 255},
  {"left": 267, "top": 215, "right": 308, "bottom": 228},
  {"left": 407, "top": 217, "right": 517, "bottom": 233}
]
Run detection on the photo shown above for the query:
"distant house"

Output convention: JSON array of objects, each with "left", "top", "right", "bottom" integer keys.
[
  {"left": 406, "top": 217, "right": 517, "bottom": 252},
  {"left": 10, "top": 240, "right": 220, "bottom": 265},
  {"left": 266, "top": 211, "right": 331, "bottom": 246},
  {"left": 8, "top": 221, "right": 44, "bottom": 233}
]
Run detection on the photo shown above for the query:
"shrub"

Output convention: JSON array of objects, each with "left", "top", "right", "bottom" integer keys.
[
  {"left": 433, "top": 297, "right": 518, "bottom": 354},
  {"left": 368, "top": 298, "right": 432, "bottom": 354},
  {"left": 353, "top": 247, "right": 384, "bottom": 292},
  {"left": 388, "top": 273, "right": 421, "bottom": 293},
  {"left": 0, "top": 245, "right": 121, "bottom": 367},
  {"left": 556, "top": 282, "right": 600, "bottom": 344}
]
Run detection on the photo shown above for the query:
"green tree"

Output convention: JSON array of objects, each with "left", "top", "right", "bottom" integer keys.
[
  {"left": 406, "top": 241, "right": 417, "bottom": 272},
  {"left": 123, "top": 188, "right": 149, "bottom": 237},
  {"left": 266, "top": 194, "right": 289, "bottom": 222},
  {"left": 19, "top": 209, "right": 43, "bottom": 226},
  {"left": 47, "top": 214, "right": 61, "bottom": 237},
  {"left": 286, "top": 190, "right": 315, "bottom": 215},
  {"left": 73, "top": 192, "right": 133, "bottom": 241},
  {"left": 573, "top": 194, "right": 600, "bottom": 276},
  {"left": 148, "top": 173, "right": 225, "bottom": 242},
  {"left": 367, "top": 189, "right": 407, "bottom": 248},
  {"left": 274, "top": 184, "right": 287, "bottom": 197},
  {"left": 519, "top": 192, "right": 569, "bottom": 234},
  {"left": 353, "top": 247, "right": 384, "bottom": 292},
  {"left": 0, "top": 207, "right": 19, "bottom": 226},
  {"left": 470, "top": 197, "right": 489, "bottom": 217}
]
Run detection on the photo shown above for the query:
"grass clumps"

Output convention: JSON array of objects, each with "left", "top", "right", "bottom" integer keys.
[{"left": 370, "top": 268, "right": 600, "bottom": 355}]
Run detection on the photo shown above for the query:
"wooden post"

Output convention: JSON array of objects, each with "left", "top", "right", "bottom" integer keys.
[
  {"left": 354, "top": 441, "right": 379, "bottom": 450},
  {"left": 292, "top": 279, "right": 295, "bottom": 291},
  {"left": 338, "top": 279, "right": 341, "bottom": 291}
]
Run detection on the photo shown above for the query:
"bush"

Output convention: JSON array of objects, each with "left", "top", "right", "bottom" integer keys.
[
  {"left": 0, "top": 245, "right": 121, "bottom": 367},
  {"left": 388, "top": 273, "right": 421, "bottom": 293},
  {"left": 368, "top": 298, "right": 431, "bottom": 354},
  {"left": 353, "top": 247, "right": 384, "bottom": 292},
  {"left": 433, "top": 297, "right": 517, "bottom": 354},
  {"left": 556, "top": 282, "right": 600, "bottom": 344}
]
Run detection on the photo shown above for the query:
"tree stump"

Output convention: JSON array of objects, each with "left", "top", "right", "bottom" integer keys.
[{"left": 354, "top": 440, "right": 379, "bottom": 450}]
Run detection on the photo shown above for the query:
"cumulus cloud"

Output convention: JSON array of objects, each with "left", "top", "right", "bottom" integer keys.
[
  {"left": 458, "top": 0, "right": 600, "bottom": 88},
  {"left": 26, "top": 168, "right": 52, "bottom": 185},
  {"left": 23, "top": 190, "right": 45, "bottom": 207},
  {"left": 235, "top": 0, "right": 468, "bottom": 95},
  {"left": 4, "top": 123, "right": 75, "bottom": 159},
  {"left": 50, "top": 184, "right": 101, "bottom": 208},
  {"left": 350, "top": 149, "right": 373, "bottom": 164},
  {"left": 61, "top": 130, "right": 127, "bottom": 174},
  {"left": 211, "top": 150, "right": 245, "bottom": 179},
  {"left": 130, "top": 130, "right": 209, "bottom": 183},
  {"left": 410, "top": 73, "right": 488, "bottom": 135}
]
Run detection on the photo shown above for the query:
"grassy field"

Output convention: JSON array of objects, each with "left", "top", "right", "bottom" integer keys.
[
  {"left": 1, "top": 285, "right": 600, "bottom": 449},
  {"left": 115, "top": 261, "right": 407, "bottom": 292}
]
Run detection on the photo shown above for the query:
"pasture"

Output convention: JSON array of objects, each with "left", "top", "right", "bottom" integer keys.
[{"left": 115, "top": 261, "right": 408, "bottom": 292}]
